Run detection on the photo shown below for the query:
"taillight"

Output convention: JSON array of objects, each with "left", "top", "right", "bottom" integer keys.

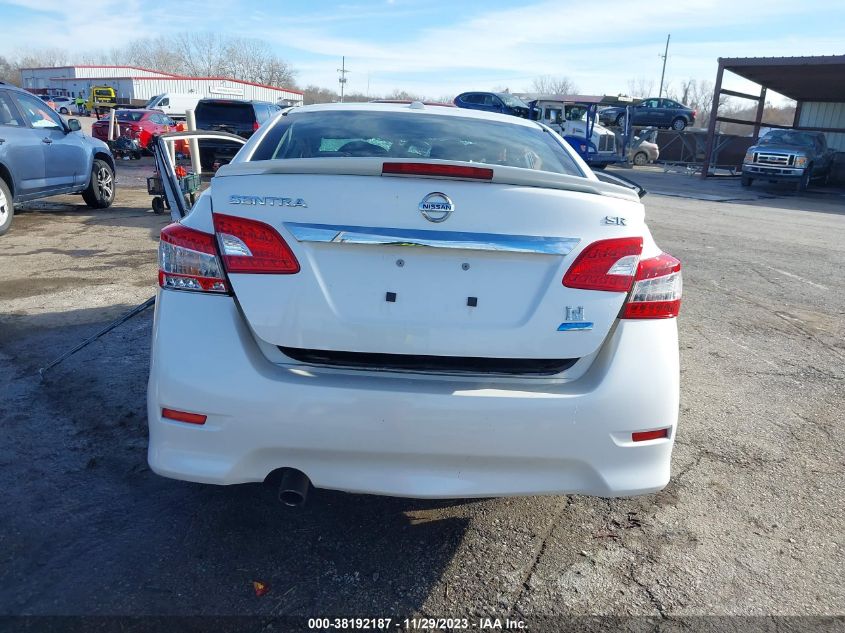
[
  {"left": 621, "top": 253, "right": 682, "bottom": 319},
  {"left": 253, "top": 121, "right": 261, "bottom": 131},
  {"left": 562, "top": 237, "right": 643, "bottom": 292},
  {"left": 382, "top": 162, "right": 494, "bottom": 180},
  {"left": 158, "top": 224, "right": 229, "bottom": 293},
  {"left": 212, "top": 213, "right": 300, "bottom": 274}
]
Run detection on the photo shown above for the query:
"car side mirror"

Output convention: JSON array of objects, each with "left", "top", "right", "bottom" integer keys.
[{"left": 66, "top": 119, "right": 81, "bottom": 132}]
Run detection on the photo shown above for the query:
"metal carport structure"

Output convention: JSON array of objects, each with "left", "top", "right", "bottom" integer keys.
[{"left": 702, "top": 55, "right": 845, "bottom": 178}]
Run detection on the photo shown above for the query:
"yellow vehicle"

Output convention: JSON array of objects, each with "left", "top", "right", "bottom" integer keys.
[{"left": 85, "top": 85, "right": 117, "bottom": 114}]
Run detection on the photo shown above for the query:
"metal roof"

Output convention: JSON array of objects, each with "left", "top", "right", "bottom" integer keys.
[{"left": 720, "top": 55, "right": 845, "bottom": 102}]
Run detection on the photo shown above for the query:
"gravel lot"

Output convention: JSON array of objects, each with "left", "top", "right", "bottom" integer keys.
[{"left": 1, "top": 170, "right": 843, "bottom": 624}]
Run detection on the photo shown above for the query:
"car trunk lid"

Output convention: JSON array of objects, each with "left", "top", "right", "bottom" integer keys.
[{"left": 208, "top": 160, "right": 645, "bottom": 368}]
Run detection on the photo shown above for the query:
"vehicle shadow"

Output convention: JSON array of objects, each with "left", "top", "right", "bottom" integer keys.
[{"left": 0, "top": 305, "right": 471, "bottom": 616}]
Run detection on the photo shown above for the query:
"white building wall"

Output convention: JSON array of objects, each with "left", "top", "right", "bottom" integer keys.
[
  {"left": 799, "top": 101, "right": 845, "bottom": 151},
  {"left": 19, "top": 66, "right": 173, "bottom": 92},
  {"left": 71, "top": 66, "right": 172, "bottom": 79},
  {"left": 17, "top": 66, "right": 303, "bottom": 105},
  {"left": 130, "top": 78, "right": 302, "bottom": 105}
]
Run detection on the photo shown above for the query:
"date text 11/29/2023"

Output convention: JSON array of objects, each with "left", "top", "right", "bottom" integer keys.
[{"left": 307, "top": 617, "right": 526, "bottom": 630}]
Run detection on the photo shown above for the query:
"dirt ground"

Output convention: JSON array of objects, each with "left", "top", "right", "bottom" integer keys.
[{"left": 1, "top": 171, "right": 843, "bottom": 626}]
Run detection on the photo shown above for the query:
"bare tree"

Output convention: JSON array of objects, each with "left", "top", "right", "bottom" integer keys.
[
  {"left": 1, "top": 35, "right": 297, "bottom": 88},
  {"left": 0, "top": 56, "right": 18, "bottom": 85},
  {"left": 530, "top": 75, "right": 579, "bottom": 95},
  {"left": 386, "top": 89, "right": 424, "bottom": 101},
  {"left": 302, "top": 85, "right": 338, "bottom": 105},
  {"left": 626, "top": 77, "right": 655, "bottom": 98}
]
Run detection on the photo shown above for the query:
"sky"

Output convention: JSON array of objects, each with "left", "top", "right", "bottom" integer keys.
[{"left": 1, "top": 0, "right": 843, "bottom": 101}]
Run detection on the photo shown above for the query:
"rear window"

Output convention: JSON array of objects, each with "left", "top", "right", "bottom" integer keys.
[
  {"left": 116, "top": 111, "right": 146, "bottom": 122},
  {"left": 196, "top": 102, "right": 255, "bottom": 125},
  {"left": 250, "top": 110, "right": 583, "bottom": 176}
]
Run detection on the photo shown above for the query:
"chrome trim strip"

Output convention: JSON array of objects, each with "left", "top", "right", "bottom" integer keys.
[{"left": 284, "top": 222, "right": 579, "bottom": 256}]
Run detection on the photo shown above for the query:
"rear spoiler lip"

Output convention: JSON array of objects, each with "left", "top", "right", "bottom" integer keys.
[{"left": 214, "top": 158, "right": 643, "bottom": 203}]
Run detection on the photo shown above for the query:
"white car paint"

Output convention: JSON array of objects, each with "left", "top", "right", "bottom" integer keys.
[{"left": 147, "top": 102, "right": 681, "bottom": 499}]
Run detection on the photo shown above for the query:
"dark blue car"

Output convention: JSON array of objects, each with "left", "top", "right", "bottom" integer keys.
[
  {"left": 599, "top": 98, "right": 696, "bottom": 130},
  {"left": 454, "top": 92, "right": 530, "bottom": 118}
]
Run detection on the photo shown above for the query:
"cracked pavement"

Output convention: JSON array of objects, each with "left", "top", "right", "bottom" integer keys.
[{"left": 0, "top": 174, "right": 843, "bottom": 618}]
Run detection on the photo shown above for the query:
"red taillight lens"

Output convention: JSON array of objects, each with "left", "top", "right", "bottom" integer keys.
[
  {"left": 161, "top": 408, "right": 206, "bottom": 425},
  {"left": 632, "top": 428, "right": 669, "bottom": 442},
  {"left": 253, "top": 121, "right": 261, "bottom": 131},
  {"left": 158, "top": 224, "right": 229, "bottom": 293},
  {"left": 562, "top": 237, "right": 643, "bottom": 292},
  {"left": 212, "top": 213, "right": 300, "bottom": 274},
  {"left": 382, "top": 162, "right": 494, "bottom": 180},
  {"left": 621, "top": 253, "right": 682, "bottom": 319}
]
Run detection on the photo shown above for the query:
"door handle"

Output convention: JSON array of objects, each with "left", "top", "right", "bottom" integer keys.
[{"left": 42, "top": 138, "right": 53, "bottom": 144}]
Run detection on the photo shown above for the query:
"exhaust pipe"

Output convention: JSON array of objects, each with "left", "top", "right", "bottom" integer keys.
[{"left": 278, "top": 469, "right": 311, "bottom": 507}]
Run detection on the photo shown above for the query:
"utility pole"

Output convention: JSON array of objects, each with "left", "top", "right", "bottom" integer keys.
[
  {"left": 337, "top": 56, "right": 350, "bottom": 103},
  {"left": 658, "top": 34, "right": 671, "bottom": 99}
]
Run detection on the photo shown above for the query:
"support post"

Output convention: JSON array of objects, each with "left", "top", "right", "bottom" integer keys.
[
  {"left": 108, "top": 108, "right": 116, "bottom": 141},
  {"left": 186, "top": 109, "right": 201, "bottom": 174},
  {"left": 701, "top": 61, "right": 724, "bottom": 179},
  {"left": 752, "top": 86, "right": 767, "bottom": 141},
  {"left": 793, "top": 101, "right": 803, "bottom": 128}
]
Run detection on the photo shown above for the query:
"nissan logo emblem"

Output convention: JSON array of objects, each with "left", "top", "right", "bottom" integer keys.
[{"left": 418, "top": 192, "right": 454, "bottom": 222}]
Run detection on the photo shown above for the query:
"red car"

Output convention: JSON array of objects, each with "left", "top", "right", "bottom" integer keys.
[{"left": 91, "top": 109, "right": 178, "bottom": 152}]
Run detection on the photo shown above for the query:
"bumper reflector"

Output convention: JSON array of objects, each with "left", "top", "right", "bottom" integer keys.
[
  {"left": 632, "top": 428, "right": 669, "bottom": 442},
  {"left": 162, "top": 408, "right": 207, "bottom": 425}
]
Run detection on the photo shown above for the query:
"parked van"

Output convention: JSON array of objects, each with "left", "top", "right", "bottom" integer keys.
[{"left": 145, "top": 93, "right": 203, "bottom": 119}]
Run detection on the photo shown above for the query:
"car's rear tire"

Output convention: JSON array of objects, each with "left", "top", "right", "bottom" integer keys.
[
  {"left": 615, "top": 114, "right": 626, "bottom": 128},
  {"left": 59, "top": 107, "right": 69, "bottom": 114},
  {"left": 0, "top": 178, "right": 13, "bottom": 236},
  {"left": 741, "top": 175, "right": 753, "bottom": 187},
  {"left": 633, "top": 152, "right": 648, "bottom": 166},
  {"left": 671, "top": 117, "right": 687, "bottom": 131},
  {"left": 82, "top": 159, "right": 116, "bottom": 209}
]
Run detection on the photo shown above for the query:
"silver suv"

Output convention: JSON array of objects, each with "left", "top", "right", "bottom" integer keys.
[{"left": 0, "top": 81, "right": 116, "bottom": 236}]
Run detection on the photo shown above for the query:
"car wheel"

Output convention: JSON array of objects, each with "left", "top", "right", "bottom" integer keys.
[
  {"left": 796, "top": 167, "right": 811, "bottom": 192},
  {"left": 0, "top": 178, "right": 13, "bottom": 236},
  {"left": 741, "top": 176, "right": 753, "bottom": 187},
  {"left": 82, "top": 159, "right": 116, "bottom": 208},
  {"left": 59, "top": 107, "right": 69, "bottom": 115},
  {"left": 152, "top": 196, "right": 166, "bottom": 215},
  {"left": 671, "top": 117, "right": 687, "bottom": 131},
  {"left": 633, "top": 152, "right": 648, "bottom": 166},
  {"left": 615, "top": 114, "right": 626, "bottom": 128}
]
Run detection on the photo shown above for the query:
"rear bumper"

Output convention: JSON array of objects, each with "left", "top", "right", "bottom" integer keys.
[{"left": 147, "top": 291, "right": 680, "bottom": 498}]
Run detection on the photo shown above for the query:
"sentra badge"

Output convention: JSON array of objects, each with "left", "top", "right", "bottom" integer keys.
[{"left": 229, "top": 195, "right": 307, "bottom": 207}]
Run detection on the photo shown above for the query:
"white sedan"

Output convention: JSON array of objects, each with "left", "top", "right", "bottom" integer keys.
[{"left": 147, "top": 102, "right": 682, "bottom": 504}]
